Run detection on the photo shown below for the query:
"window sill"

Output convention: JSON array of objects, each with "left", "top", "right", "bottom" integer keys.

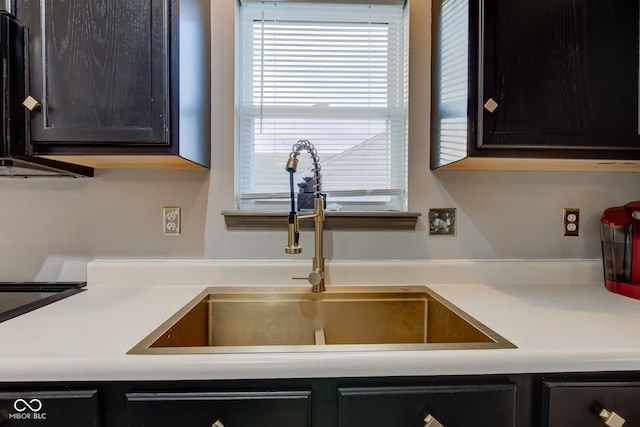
[{"left": 222, "top": 210, "right": 421, "bottom": 230}]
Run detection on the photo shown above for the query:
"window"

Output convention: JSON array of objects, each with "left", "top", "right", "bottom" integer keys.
[{"left": 236, "top": 1, "right": 409, "bottom": 211}]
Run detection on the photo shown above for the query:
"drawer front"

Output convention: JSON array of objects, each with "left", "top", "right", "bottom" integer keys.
[
  {"left": 126, "top": 390, "right": 311, "bottom": 427},
  {"left": 543, "top": 380, "right": 640, "bottom": 427},
  {"left": 0, "top": 390, "right": 99, "bottom": 426},
  {"left": 339, "top": 383, "right": 516, "bottom": 427}
]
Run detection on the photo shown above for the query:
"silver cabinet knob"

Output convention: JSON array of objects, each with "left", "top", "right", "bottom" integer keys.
[
  {"left": 424, "top": 413, "right": 444, "bottom": 427},
  {"left": 483, "top": 97, "right": 499, "bottom": 113},
  {"left": 599, "top": 408, "right": 626, "bottom": 427},
  {"left": 22, "top": 95, "right": 41, "bottom": 111}
]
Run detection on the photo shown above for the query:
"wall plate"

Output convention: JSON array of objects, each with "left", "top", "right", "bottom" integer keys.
[
  {"left": 163, "top": 206, "right": 181, "bottom": 236},
  {"left": 428, "top": 208, "right": 456, "bottom": 236},
  {"left": 563, "top": 208, "right": 579, "bottom": 237}
]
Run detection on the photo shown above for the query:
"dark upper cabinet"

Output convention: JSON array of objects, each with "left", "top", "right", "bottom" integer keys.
[
  {"left": 431, "top": 0, "right": 640, "bottom": 171},
  {"left": 18, "top": 0, "right": 210, "bottom": 168}
]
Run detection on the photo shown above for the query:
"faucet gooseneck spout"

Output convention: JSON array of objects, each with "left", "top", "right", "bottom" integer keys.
[{"left": 285, "top": 140, "right": 326, "bottom": 293}]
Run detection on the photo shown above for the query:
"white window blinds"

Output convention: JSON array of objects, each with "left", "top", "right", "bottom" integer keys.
[{"left": 236, "top": 2, "right": 409, "bottom": 211}]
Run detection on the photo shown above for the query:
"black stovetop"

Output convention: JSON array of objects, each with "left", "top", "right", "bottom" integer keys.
[{"left": 0, "top": 282, "right": 86, "bottom": 323}]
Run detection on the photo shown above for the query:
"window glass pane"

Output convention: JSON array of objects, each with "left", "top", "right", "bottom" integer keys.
[{"left": 237, "top": 2, "right": 408, "bottom": 211}]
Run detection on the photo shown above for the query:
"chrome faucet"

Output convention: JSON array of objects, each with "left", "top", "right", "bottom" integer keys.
[{"left": 285, "top": 140, "right": 326, "bottom": 293}]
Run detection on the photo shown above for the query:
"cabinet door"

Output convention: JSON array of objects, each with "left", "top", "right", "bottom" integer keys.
[
  {"left": 22, "top": 0, "right": 169, "bottom": 146},
  {"left": 543, "top": 380, "right": 640, "bottom": 427},
  {"left": 0, "top": 390, "right": 99, "bottom": 426},
  {"left": 338, "top": 383, "right": 516, "bottom": 427},
  {"left": 126, "top": 390, "right": 311, "bottom": 427},
  {"left": 481, "top": 0, "right": 640, "bottom": 149}
]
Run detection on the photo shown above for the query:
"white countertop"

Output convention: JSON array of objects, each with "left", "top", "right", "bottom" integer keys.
[{"left": 0, "top": 259, "right": 639, "bottom": 382}]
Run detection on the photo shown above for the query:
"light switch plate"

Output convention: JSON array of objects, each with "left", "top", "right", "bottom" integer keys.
[{"left": 428, "top": 208, "right": 456, "bottom": 236}]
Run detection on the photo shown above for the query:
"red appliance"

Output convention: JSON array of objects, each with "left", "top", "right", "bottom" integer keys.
[{"left": 600, "top": 201, "right": 640, "bottom": 299}]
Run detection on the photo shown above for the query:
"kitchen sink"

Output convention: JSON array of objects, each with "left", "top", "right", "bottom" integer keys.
[{"left": 128, "top": 286, "right": 515, "bottom": 354}]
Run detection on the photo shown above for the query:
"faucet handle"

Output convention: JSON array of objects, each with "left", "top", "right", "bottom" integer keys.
[
  {"left": 308, "top": 270, "right": 323, "bottom": 286},
  {"left": 292, "top": 271, "right": 324, "bottom": 292},
  {"left": 292, "top": 272, "right": 322, "bottom": 283}
]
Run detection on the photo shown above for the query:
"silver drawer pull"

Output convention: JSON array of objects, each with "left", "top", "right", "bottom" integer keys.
[
  {"left": 424, "top": 413, "right": 444, "bottom": 427},
  {"left": 211, "top": 420, "right": 224, "bottom": 427},
  {"left": 599, "top": 408, "right": 626, "bottom": 427}
]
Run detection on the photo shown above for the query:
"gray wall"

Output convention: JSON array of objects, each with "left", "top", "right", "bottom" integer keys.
[{"left": 2, "top": 0, "right": 639, "bottom": 281}]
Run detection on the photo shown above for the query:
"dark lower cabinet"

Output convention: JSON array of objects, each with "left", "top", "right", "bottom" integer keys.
[
  {"left": 542, "top": 380, "right": 640, "bottom": 427},
  {"left": 1, "top": 373, "right": 640, "bottom": 426},
  {"left": 126, "top": 390, "right": 312, "bottom": 427},
  {"left": 339, "top": 384, "right": 516, "bottom": 427}
]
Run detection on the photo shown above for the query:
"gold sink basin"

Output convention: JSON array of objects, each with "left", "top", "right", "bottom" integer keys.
[{"left": 128, "top": 286, "right": 515, "bottom": 354}]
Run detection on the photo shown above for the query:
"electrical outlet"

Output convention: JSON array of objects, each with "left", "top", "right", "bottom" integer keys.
[
  {"left": 563, "top": 208, "right": 579, "bottom": 237},
  {"left": 163, "top": 206, "right": 181, "bottom": 236}
]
